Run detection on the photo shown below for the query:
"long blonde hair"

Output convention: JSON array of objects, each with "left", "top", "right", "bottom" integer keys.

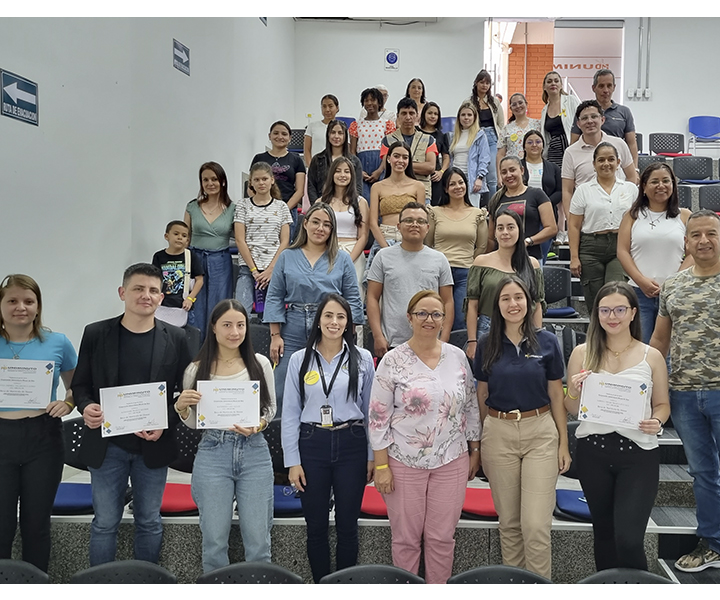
[{"left": 450, "top": 102, "right": 480, "bottom": 153}]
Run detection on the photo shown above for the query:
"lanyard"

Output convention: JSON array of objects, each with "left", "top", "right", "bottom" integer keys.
[{"left": 314, "top": 348, "right": 346, "bottom": 399}]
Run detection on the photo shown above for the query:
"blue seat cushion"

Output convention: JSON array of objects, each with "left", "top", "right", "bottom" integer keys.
[
  {"left": 273, "top": 484, "right": 303, "bottom": 517},
  {"left": 555, "top": 489, "right": 592, "bottom": 522},
  {"left": 53, "top": 482, "right": 94, "bottom": 515},
  {"left": 546, "top": 307, "right": 578, "bottom": 318}
]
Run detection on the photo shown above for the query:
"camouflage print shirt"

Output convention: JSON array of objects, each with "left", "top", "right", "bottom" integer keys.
[{"left": 659, "top": 268, "right": 720, "bottom": 390}]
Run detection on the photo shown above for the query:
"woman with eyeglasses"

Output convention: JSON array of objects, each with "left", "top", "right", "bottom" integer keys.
[
  {"left": 568, "top": 142, "right": 638, "bottom": 310},
  {"left": 263, "top": 203, "right": 364, "bottom": 415},
  {"left": 281, "top": 293, "right": 375, "bottom": 583},
  {"left": 565, "top": 281, "right": 669, "bottom": 572},
  {"left": 496, "top": 93, "right": 540, "bottom": 168},
  {"left": 465, "top": 209, "right": 545, "bottom": 361},
  {"left": 370, "top": 290, "right": 480, "bottom": 584},
  {"left": 475, "top": 275, "right": 570, "bottom": 579}
]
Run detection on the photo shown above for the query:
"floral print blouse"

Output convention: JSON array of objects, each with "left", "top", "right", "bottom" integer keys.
[{"left": 369, "top": 342, "right": 481, "bottom": 469}]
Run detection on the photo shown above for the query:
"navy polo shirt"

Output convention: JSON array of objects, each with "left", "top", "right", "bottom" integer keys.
[{"left": 475, "top": 329, "right": 565, "bottom": 412}]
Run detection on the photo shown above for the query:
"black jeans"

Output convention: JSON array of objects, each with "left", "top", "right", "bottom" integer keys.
[
  {"left": 0, "top": 414, "right": 64, "bottom": 572},
  {"left": 576, "top": 432, "right": 659, "bottom": 571},
  {"left": 298, "top": 422, "right": 368, "bottom": 583}
]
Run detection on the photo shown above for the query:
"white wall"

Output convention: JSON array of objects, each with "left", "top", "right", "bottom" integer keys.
[
  {"left": 293, "top": 17, "right": 486, "bottom": 125},
  {"left": 0, "top": 17, "right": 295, "bottom": 347}
]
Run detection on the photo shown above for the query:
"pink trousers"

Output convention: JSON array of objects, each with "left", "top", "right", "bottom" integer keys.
[{"left": 382, "top": 454, "right": 468, "bottom": 584}]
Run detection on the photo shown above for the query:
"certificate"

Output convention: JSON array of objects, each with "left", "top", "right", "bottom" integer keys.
[
  {"left": 100, "top": 382, "right": 169, "bottom": 438},
  {"left": 0, "top": 358, "right": 55, "bottom": 409},
  {"left": 196, "top": 380, "right": 261, "bottom": 429},
  {"left": 579, "top": 372, "right": 647, "bottom": 429}
]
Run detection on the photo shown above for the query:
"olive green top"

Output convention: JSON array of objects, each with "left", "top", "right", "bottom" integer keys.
[{"left": 465, "top": 265, "right": 545, "bottom": 317}]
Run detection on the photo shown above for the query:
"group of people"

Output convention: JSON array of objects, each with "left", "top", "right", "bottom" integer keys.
[{"left": 2, "top": 67, "right": 719, "bottom": 584}]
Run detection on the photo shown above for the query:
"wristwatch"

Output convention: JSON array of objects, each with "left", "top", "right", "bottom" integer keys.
[{"left": 525, "top": 237, "right": 533, "bottom": 246}]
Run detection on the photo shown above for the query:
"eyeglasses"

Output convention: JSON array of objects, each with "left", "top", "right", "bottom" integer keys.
[
  {"left": 308, "top": 218, "right": 332, "bottom": 230},
  {"left": 597, "top": 306, "right": 631, "bottom": 318},
  {"left": 411, "top": 311, "right": 445, "bottom": 321},
  {"left": 400, "top": 218, "right": 429, "bottom": 226},
  {"left": 579, "top": 114, "right": 602, "bottom": 122},
  {"left": 525, "top": 140, "right": 543, "bottom": 146}
]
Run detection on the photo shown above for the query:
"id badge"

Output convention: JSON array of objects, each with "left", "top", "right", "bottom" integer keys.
[{"left": 320, "top": 405, "right": 333, "bottom": 427}]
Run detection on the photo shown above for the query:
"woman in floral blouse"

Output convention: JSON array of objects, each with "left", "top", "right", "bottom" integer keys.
[{"left": 369, "top": 289, "right": 481, "bottom": 584}]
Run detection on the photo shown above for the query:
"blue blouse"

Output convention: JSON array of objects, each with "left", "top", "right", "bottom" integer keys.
[
  {"left": 263, "top": 248, "right": 364, "bottom": 325},
  {"left": 475, "top": 329, "right": 564, "bottom": 412}
]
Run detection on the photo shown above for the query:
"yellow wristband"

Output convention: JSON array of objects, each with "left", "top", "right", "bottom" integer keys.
[
  {"left": 250, "top": 267, "right": 258, "bottom": 273},
  {"left": 567, "top": 391, "right": 578, "bottom": 400},
  {"left": 187, "top": 297, "right": 196, "bottom": 303},
  {"left": 64, "top": 400, "right": 75, "bottom": 410},
  {"left": 375, "top": 464, "right": 389, "bottom": 471}
]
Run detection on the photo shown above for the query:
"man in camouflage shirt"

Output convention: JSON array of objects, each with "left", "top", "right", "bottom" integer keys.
[{"left": 651, "top": 209, "right": 720, "bottom": 573}]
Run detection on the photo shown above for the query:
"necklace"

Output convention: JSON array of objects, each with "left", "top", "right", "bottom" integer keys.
[
  {"left": 648, "top": 212, "right": 665, "bottom": 229},
  {"left": 607, "top": 340, "right": 633, "bottom": 358},
  {"left": 7, "top": 338, "right": 35, "bottom": 360}
]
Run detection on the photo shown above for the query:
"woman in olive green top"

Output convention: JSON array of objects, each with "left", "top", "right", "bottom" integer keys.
[{"left": 465, "top": 209, "right": 544, "bottom": 361}]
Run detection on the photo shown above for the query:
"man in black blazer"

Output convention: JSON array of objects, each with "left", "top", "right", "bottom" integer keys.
[{"left": 72, "top": 263, "right": 191, "bottom": 566}]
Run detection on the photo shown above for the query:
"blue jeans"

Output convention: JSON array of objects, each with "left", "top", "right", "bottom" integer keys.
[
  {"left": 234, "top": 264, "right": 255, "bottom": 314},
  {"left": 633, "top": 286, "right": 659, "bottom": 344},
  {"left": 539, "top": 239, "right": 553, "bottom": 265},
  {"left": 476, "top": 313, "right": 492, "bottom": 339},
  {"left": 88, "top": 443, "right": 168, "bottom": 566},
  {"left": 669, "top": 389, "right": 720, "bottom": 554},
  {"left": 298, "top": 423, "right": 368, "bottom": 582},
  {"left": 275, "top": 306, "right": 318, "bottom": 417},
  {"left": 191, "top": 429, "right": 274, "bottom": 572},
  {"left": 483, "top": 126, "right": 498, "bottom": 197},
  {"left": 358, "top": 150, "right": 381, "bottom": 200},
  {"left": 188, "top": 247, "right": 234, "bottom": 340},
  {"left": 451, "top": 267, "right": 469, "bottom": 332}
]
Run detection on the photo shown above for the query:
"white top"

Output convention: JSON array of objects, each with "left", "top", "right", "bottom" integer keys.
[
  {"left": 629, "top": 209, "right": 687, "bottom": 287},
  {"left": 577, "top": 345, "right": 657, "bottom": 450},
  {"left": 526, "top": 161, "right": 543, "bottom": 190},
  {"left": 305, "top": 120, "right": 329, "bottom": 160},
  {"left": 452, "top": 129, "right": 470, "bottom": 175},
  {"left": 180, "top": 354, "right": 277, "bottom": 427},
  {"left": 334, "top": 206, "right": 359, "bottom": 239},
  {"left": 569, "top": 177, "right": 637, "bottom": 233}
]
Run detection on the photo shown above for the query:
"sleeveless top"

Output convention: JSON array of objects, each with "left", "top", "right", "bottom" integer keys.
[
  {"left": 379, "top": 193, "right": 416, "bottom": 217},
  {"left": 576, "top": 344, "right": 657, "bottom": 450},
  {"left": 334, "top": 207, "right": 359, "bottom": 239},
  {"left": 629, "top": 209, "right": 686, "bottom": 286}
]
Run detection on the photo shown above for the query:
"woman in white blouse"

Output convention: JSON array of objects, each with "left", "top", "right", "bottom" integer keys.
[
  {"left": 616, "top": 163, "right": 692, "bottom": 342},
  {"left": 568, "top": 142, "right": 637, "bottom": 310}
]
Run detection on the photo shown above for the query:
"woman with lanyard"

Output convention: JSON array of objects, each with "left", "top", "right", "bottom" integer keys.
[
  {"left": 521, "top": 130, "right": 563, "bottom": 261},
  {"left": 0, "top": 274, "right": 77, "bottom": 572},
  {"left": 496, "top": 93, "right": 540, "bottom": 166},
  {"left": 281, "top": 293, "right": 375, "bottom": 583},
  {"left": 175, "top": 299, "right": 275, "bottom": 573},
  {"left": 184, "top": 161, "right": 235, "bottom": 339},
  {"left": 251, "top": 121, "right": 306, "bottom": 241},
  {"left": 565, "top": 281, "right": 669, "bottom": 571},
  {"left": 617, "top": 163, "right": 692, "bottom": 343},
  {"left": 426, "top": 167, "right": 488, "bottom": 332},
  {"left": 488, "top": 156, "right": 557, "bottom": 263},
  {"left": 263, "top": 203, "right": 363, "bottom": 416},
  {"left": 418, "top": 102, "right": 450, "bottom": 206},
  {"left": 370, "top": 290, "right": 480, "bottom": 584},
  {"left": 307, "top": 119, "right": 363, "bottom": 203},
  {"left": 470, "top": 70, "right": 505, "bottom": 198},
  {"left": 475, "top": 275, "right": 570, "bottom": 579},
  {"left": 568, "top": 142, "right": 637, "bottom": 311},
  {"left": 465, "top": 209, "right": 545, "bottom": 361}
]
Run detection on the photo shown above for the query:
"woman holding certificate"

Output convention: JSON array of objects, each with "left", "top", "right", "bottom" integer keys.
[
  {"left": 175, "top": 299, "right": 275, "bottom": 573},
  {"left": 565, "top": 281, "right": 670, "bottom": 572},
  {"left": 0, "top": 274, "right": 77, "bottom": 572},
  {"left": 281, "top": 293, "right": 375, "bottom": 583},
  {"left": 474, "top": 275, "right": 570, "bottom": 580}
]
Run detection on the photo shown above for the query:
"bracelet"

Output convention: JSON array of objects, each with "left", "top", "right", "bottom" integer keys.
[
  {"left": 566, "top": 391, "right": 578, "bottom": 400},
  {"left": 467, "top": 339, "right": 477, "bottom": 343},
  {"left": 257, "top": 419, "right": 267, "bottom": 432},
  {"left": 470, "top": 447, "right": 480, "bottom": 453},
  {"left": 174, "top": 403, "right": 189, "bottom": 418},
  {"left": 271, "top": 332, "right": 281, "bottom": 337},
  {"left": 187, "top": 297, "right": 196, "bottom": 303},
  {"left": 652, "top": 417, "right": 664, "bottom": 427},
  {"left": 375, "top": 464, "right": 389, "bottom": 471},
  {"left": 250, "top": 267, "right": 258, "bottom": 273},
  {"left": 64, "top": 400, "right": 75, "bottom": 410}
]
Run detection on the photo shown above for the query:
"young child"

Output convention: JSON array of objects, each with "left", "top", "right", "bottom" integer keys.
[{"left": 152, "top": 220, "right": 204, "bottom": 327}]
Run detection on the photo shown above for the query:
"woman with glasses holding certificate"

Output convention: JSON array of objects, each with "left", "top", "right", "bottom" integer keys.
[
  {"left": 369, "top": 290, "right": 480, "bottom": 584},
  {"left": 175, "top": 299, "right": 275, "bottom": 573},
  {"left": 0, "top": 274, "right": 77, "bottom": 572},
  {"left": 281, "top": 293, "right": 375, "bottom": 583},
  {"left": 565, "top": 281, "right": 670, "bottom": 572}
]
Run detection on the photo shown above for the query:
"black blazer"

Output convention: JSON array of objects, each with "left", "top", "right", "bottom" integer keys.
[
  {"left": 71, "top": 316, "right": 192, "bottom": 469},
  {"left": 521, "top": 158, "right": 562, "bottom": 209}
]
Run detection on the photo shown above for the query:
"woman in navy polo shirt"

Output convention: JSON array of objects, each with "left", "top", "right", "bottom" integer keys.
[{"left": 475, "top": 275, "right": 570, "bottom": 579}]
